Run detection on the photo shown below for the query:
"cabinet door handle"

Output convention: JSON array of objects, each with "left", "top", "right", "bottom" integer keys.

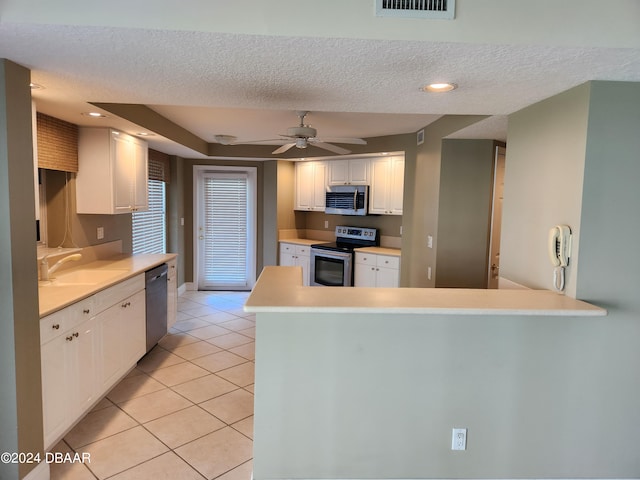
[
  {"left": 83, "top": 309, "right": 90, "bottom": 314},
  {"left": 52, "top": 324, "right": 60, "bottom": 330},
  {"left": 121, "top": 301, "right": 131, "bottom": 308},
  {"left": 73, "top": 332, "right": 79, "bottom": 338},
  {"left": 66, "top": 335, "right": 74, "bottom": 342}
]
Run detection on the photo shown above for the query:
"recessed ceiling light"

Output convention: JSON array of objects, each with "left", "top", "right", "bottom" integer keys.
[
  {"left": 82, "top": 112, "right": 108, "bottom": 118},
  {"left": 422, "top": 83, "right": 457, "bottom": 92},
  {"left": 214, "top": 134, "right": 237, "bottom": 145},
  {"left": 29, "top": 83, "right": 44, "bottom": 90},
  {"left": 136, "top": 132, "right": 155, "bottom": 137}
]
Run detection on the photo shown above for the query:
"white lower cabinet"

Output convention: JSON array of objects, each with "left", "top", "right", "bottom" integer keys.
[
  {"left": 97, "top": 289, "right": 145, "bottom": 393},
  {"left": 40, "top": 315, "right": 97, "bottom": 450},
  {"left": 354, "top": 252, "right": 401, "bottom": 288},
  {"left": 40, "top": 273, "right": 146, "bottom": 450},
  {"left": 279, "top": 242, "right": 311, "bottom": 286}
]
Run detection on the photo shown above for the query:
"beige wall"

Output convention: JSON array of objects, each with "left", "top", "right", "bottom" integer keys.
[
  {"left": 45, "top": 170, "right": 133, "bottom": 252},
  {"left": 436, "top": 139, "right": 498, "bottom": 288},
  {"left": 401, "top": 116, "right": 489, "bottom": 287},
  {"left": 501, "top": 83, "right": 590, "bottom": 295}
]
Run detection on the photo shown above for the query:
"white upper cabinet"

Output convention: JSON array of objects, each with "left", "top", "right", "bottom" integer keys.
[
  {"left": 295, "top": 161, "right": 327, "bottom": 211},
  {"left": 76, "top": 128, "right": 148, "bottom": 214},
  {"left": 327, "top": 158, "right": 370, "bottom": 185},
  {"left": 369, "top": 155, "right": 405, "bottom": 215}
]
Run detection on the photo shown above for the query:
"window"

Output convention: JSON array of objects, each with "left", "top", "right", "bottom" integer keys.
[{"left": 132, "top": 156, "right": 167, "bottom": 254}]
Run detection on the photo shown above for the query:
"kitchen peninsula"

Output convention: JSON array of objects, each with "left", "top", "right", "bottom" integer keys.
[{"left": 245, "top": 266, "right": 607, "bottom": 479}]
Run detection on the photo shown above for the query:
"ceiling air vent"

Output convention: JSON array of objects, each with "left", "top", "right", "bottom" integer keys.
[{"left": 375, "top": 0, "right": 455, "bottom": 19}]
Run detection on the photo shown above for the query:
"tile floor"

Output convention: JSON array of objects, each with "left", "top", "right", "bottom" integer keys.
[{"left": 50, "top": 290, "right": 255, "bottom": 480}]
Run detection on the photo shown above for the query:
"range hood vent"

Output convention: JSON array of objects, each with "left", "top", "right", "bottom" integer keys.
[{"left": 375, "top": 0, "right": 455, "bottom": 19}]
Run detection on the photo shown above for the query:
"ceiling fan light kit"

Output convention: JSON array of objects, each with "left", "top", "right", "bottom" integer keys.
[
  {"left": 214, "top": 134, "right": 237, "bottom": 145},
  {"left": 233, "top": 111, "right": 367, "bottom": 155}
]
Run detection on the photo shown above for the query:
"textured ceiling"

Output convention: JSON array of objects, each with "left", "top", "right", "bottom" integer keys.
[{"left": 1, "top": 1, "right": 639, "bottom": 158}]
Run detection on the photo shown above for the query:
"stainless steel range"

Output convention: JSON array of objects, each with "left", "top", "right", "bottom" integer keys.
[{"left": 310, "top": 226, "right": 379, "bottom": 286}]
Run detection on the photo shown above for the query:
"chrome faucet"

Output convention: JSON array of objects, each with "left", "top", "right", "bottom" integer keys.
[{"left": 40, "top": 253, "right": 82, "bottom": 281}]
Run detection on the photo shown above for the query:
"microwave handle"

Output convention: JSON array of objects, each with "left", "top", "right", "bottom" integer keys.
[{"left": 353, "top": 190, "right": 357, "bottom": 210}]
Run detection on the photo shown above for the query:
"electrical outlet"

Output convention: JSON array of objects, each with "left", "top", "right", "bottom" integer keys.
[
  {"left": 452, "top": 428, "right": 467, "bottom": 451},
  {"left": 324, "top": 220, "right": 329, "bottom": 229},
  {"left": 97, "top": 226, "right": 104, "bottom": 240},
  {"left": 427, "top": 235, "right": 433, "bottom": 248},
  {"left": 427, "top": 266, "right": 432, "bottom": 280}
]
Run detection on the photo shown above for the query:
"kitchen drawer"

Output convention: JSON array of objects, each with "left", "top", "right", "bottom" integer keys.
[
  {"left": 40, "top": 296, "right": 94, "bottom": 345},
  {"left": 377, "top": 255, "right": 400, "bottom": 270},
  {"left": 280, "top": 243, "right": 295, "bottom": 255},
  {"left": 355, "top": 252, "right": 377, "bottom": 267},
  {"left": 280, "top": 243, "right": 311, "bottom": 257},
  {"left": 167, "top": 259, "right": 177, "bottom": 279},
  {"left": 93, "top": 274, "right": 145, "bottom": 314}
]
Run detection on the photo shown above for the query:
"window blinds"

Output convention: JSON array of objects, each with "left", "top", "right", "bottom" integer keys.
[
  {"left": 132, "top": 179, "right": 166, "bottom": 254},
  {"left": 202, "top": 174, "right": 248, "bottom": 288}
]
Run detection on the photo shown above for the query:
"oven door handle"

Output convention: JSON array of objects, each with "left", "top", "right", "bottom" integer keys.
[{"left": 311, "top": 249, "right": 352, "bottom": 260}]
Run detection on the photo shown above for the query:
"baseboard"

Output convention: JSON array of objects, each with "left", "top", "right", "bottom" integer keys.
[{"left": 184, "top": 282, "right": 196, "bottom": 291}]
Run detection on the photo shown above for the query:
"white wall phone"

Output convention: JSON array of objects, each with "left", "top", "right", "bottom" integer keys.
[{"left": 548, "top": 224, "right": 572, "bottom": 291}]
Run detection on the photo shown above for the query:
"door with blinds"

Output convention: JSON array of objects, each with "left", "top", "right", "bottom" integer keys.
[{"left": 196, "top": 168, "right": 257, "bottom": 290}]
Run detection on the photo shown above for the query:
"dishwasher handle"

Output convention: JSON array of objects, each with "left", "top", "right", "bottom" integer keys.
[{"left": 148, "top": 271, "right": 168, "bottom": 282}]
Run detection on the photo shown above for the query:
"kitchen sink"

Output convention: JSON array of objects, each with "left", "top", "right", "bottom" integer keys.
[{"left": 40, "top": 268, "right": 128, "bottom": 287}]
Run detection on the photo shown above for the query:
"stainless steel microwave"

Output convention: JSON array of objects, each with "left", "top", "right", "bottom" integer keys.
[{"left": 325, "top": 185, "right": 368, "bottom": 216}]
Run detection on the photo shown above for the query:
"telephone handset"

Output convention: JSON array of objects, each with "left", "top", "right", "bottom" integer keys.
[{"left": 548, "top": 225, "right": 572, "bottom": 291}]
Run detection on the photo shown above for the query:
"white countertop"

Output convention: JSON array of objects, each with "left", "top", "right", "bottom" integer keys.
[
  {"left": 279, "top": 238, "right": 323, "bottom": 246},
  {"left": 244, "top": 266, "right": 606, "bottom": 316},
  {"left": 354, "top": 246, "right": 401, "bottom": 256},
  {"left": 39, "top": 253, "right": 177, "bottom": 317}
]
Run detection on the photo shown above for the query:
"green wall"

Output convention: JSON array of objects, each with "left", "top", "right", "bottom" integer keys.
[
  {"left": 0, "top": 59, "right": 43, "bottom": 480},
  {"left": 499, "top": 80, "right": 640, "bottom": 474},
  {"left": 501, "top": 83, "right": 590, "bottom": 295}
]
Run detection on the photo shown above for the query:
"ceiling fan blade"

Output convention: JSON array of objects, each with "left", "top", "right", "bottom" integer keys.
[
  {"left": 314, "top": 137, "right": 367, "bottom": 145},
  {"left": 236, "top": 138, "right": 288, "bottom": 145},
  {"left": 272, "top": 143, "right": 296, "bottom": 154},
  {"left": 310, "top": 141, "right": 351, "bottom": 155}
]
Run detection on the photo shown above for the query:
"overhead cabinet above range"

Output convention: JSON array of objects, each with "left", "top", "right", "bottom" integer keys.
[
  {"left": 76, "top": 128, "right": 148, "bottom": 214},
  {"left": 294, "top": 154, "right": 405, "bottom": 215},
  {"left": 327, "top": 158, "right": 370, "bottom": 186}
]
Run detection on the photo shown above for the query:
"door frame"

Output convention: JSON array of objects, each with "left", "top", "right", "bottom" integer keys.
[
  {"left": 193, "top": 165, "right": 258, "bottom": 291},
  {"left": 487, "top": 145, "right": 506, "bottom": 289}
]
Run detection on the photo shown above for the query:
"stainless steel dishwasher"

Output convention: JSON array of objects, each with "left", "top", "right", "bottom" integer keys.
[{"left": 145, "top": 263, "right": 168, "bottom": 352}]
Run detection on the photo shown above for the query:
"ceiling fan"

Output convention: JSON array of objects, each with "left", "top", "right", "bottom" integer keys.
[{"left": 231, "top": 111, "right": 367, "bottom": 155}]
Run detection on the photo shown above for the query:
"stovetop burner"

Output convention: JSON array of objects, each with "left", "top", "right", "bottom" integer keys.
[{"left": 311, "top": 226, "right": 379, "bottom": 252}]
